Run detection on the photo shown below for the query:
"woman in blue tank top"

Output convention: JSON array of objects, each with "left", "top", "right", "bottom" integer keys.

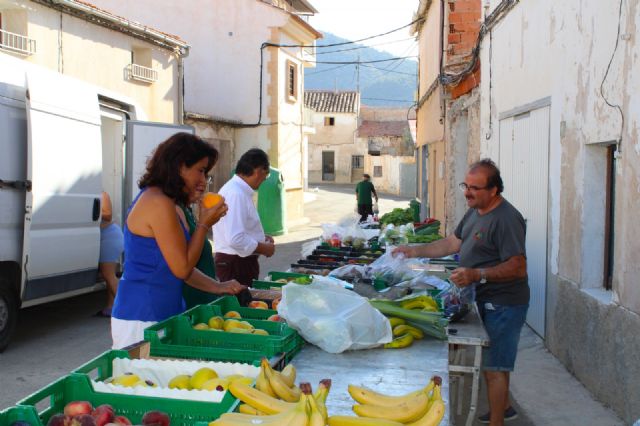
[{"left": 111, "top": 132, "right": 234, "bottom": 349}]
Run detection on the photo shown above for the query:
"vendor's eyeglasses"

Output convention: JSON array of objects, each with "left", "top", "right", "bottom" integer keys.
[{"left": 459, "top": 182, "right": 491, "bottom": 192}]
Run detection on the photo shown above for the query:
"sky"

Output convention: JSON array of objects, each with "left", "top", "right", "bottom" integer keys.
[{"left": 308, "top": 0, "right": 419, "bottom": 59}]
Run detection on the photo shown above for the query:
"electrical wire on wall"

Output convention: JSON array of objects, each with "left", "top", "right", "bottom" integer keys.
[
  {"left": 485, "top": 29, "right": 493, "bottom": 140},
  {"left": 242, "top": 18, "right": 425, "bottom": 127},
  {"left": 600, "top": 0, "right": 626, "bottom": 155}
]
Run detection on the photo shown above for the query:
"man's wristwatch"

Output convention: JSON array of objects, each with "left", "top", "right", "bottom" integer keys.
[{"left": 479, "top": 268, "right": 487, "bottom": 284}]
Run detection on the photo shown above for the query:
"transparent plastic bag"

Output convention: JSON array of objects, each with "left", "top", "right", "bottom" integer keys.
[{"left": 277, "top": 277, "right": 392, "bottom": 353}]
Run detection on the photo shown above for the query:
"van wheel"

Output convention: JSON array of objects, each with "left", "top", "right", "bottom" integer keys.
[{"left": 0, "top": 279, "right": 18, "bottom": 352}]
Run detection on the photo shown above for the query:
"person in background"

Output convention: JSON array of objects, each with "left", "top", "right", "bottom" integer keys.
[
  {"left": 96, "top": 191, "right": 124, "bottom": 318},
  {"left": 213, "top": 149, "right": 275, "bottom": 292},
  {"left": 355, "top": 173, "right": 378, "bottom": 222},
  {"left": 393, "top": 159, "right": 529, "bottom": 426},
  {"left": 111, "top": 132, "right": 230, "bottom": 349},
  {"left": 179, "top": 181, "right": 247, "bottom": 310}
]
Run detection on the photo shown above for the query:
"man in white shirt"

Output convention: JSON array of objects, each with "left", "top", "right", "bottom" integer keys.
[{"left": 213, "top": 149, "right": 276, "bottom": 290}]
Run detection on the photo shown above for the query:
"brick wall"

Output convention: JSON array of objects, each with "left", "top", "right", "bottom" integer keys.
[{"left": 446, "top": 0, "right": 482, "bottom": 99}]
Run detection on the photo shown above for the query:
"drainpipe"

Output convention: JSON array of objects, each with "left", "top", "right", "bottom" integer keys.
[{"left": 177, "top": 46, "right": 190, "bottom": 125}]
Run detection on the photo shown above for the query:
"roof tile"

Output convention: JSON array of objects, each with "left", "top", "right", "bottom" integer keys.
[{"left": 304, "top": 90, "right": 359, "bottom": 113}]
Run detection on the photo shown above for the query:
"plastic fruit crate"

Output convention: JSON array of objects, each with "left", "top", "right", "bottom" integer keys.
[
  {"left": 207, "top": 296, "right": 276, "bottom": 319},
  {"left": 251, "top": 280, "right": 284, "bottom": 290},
  {"left": 144, "top": 305, "right": 300, "bottom": 362},
  {"left": 267, "top": 271, "right": 311, "bottom": 281},
  {"left": 0, "top": 406, "right": 41, "bottom": 426},
  {"left": 17, "top": 374, "right": 236, "bottom": 426}
]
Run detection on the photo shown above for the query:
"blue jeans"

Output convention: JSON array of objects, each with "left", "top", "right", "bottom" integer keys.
[{"left": 477, "top": 302, "right": 528, "bottom": 371}]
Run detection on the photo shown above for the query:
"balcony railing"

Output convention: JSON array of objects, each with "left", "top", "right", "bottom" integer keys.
[
  {"left": 127, "top": 63, "right": 158, "bottom": 83},
  {"left": 0, "top": 29, "right": 36, "bottom": 55}
]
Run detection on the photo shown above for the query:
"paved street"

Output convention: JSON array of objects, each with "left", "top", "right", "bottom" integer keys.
[{"left": 0, "top": 185, "right": 623, "bottom": 425}]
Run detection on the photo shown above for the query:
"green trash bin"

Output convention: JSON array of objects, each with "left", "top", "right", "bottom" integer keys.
[
  {"left": 257, "top": 167, "right": 286, "bottom": 236},
  {"left": 409, "top": 199, "right": 421, "bottom": 223}
]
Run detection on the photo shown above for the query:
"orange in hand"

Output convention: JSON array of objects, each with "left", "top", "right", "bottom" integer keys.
[{"left": 202, "top": 192, "right": 223, "bottom": 208}]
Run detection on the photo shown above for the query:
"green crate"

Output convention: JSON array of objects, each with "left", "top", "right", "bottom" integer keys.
[
  {"left": 17, "top": 374, "right": 236, "bottom": 426},
  {"left": 267, "top": 271, "right": 311, "bottom": 281},
  {"left": 72, "top": 350, "right": 132, "bottom": 381},
  {"left": 144, "top": 305, "right": 300, "bottom": 361},
  {"left": 251, "top": 280, "right": 285, "bottom": 290},
  {"left": 0, "top": 406, "right": 41, "bottom": 426},
  {"left": 207, "top": 296, "right": 276, "bottom": 319}
]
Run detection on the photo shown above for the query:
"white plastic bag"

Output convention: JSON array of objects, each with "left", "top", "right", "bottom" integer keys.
[{"left": 278, "top": 277, "right": 392, "bottom": 353}]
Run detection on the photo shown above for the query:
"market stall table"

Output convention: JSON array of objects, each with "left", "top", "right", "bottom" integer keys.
[
  {"left": 447, "top": 304, "right": 490, "bottom": 426},
  {"left": 293, "top": 338, "right": 450, "bottom": 424}
]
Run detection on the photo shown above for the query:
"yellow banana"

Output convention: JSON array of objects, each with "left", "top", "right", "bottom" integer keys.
[
  {"left": 328, "top": 416, "right": 404, "bottom": 426},
  {"left": 302, "top": 383, "right": 324, "bottom": 426},
  {"left": 228, "top": 381, "right": 294, "bottom": 414},
  {"left": 237, "top": 404, "right": 264, "bottom": 415},
  {"left": 392, "top": 324, "right": 425, "bottom": 340},
  {"left": 348, "top": 377, "right": 436, "bottom": 406},
  {"left": 384, "top": 333, "right": 414, "bottom": 349},
  {"left": 352, "top": 391, "right": 430, "bottom": 423},
  {"left": 280, "top": 363, "right": 296, "bottom": 387},
  {"left": 387, "top": 317, "right": 406, "bottom": 328},
  {"left": 406, "top": 385, "right": 445, "bottom": 426},
  {"left": 314, "top": 379, "right": 331, "bottom": 421},
  {"left": 255, "top": 368, "right": 277, "bottom": 398},
  {"left": 262, "top": 358, "right": 301, "bottom": 402},
  {"left": 211, "top": 392, "right": 309, "bottom": 426}
]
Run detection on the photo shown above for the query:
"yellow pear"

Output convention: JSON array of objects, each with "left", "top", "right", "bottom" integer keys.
[
  {"left": 252, "top": 329, "right": 269, "bottom": 336},
  {"left": 227, "top": 328, "right": 252, "bottom": 334},
  {"left": 238, "top": 321, "right": 254, "bottom": 330},
  {"left": 193, "top": 323, "right": 209, "bottom": 330},
  {"left": 207, "top": 316, "right": 224, "bottom": 330},
  {"left": 190, "top": 368, "right": 218, "bottom": 390},
  {"left": 111, "top": 373, "right": 141, "bottom": 387},
  {"left": 201, "top": 378, "right": 230, "bottom": 392},
  {"left": 168, "top": 374, "right": 192, "bottom": 390},
  {"left": 223, "top": 311, "right": 241, "bottom": 319}
]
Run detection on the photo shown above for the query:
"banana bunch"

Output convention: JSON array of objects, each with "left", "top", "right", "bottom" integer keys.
[
  {"left": 400, "top": 296, "right": 439, "bottom": 312},
  {"left": 210, "top": 382, "right": 327, "bottom": 426},
  {"left": 327, "top": 376, "right": 444, "bottom": 426},
  {"left": 384, "top": 323, "right": 424, "bottom": 349},
  {"left": 256, "top": 358, "right": 300, "bottom": 402}
]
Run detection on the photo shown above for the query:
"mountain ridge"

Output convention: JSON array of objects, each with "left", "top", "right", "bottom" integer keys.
[{"left": 305, "top": 31, "right": 418, "bottom": 107}]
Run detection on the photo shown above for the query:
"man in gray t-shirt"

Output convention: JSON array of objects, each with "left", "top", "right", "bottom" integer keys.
[{"left": 394, "top": 159, "right": 529, "bottom": 426}]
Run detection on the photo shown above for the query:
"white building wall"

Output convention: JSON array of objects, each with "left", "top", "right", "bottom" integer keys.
[{"left": 480, "top": 1, "right": 640, "bottom": 421}]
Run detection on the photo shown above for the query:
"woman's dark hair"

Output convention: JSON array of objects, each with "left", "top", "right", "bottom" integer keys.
[
  {"left": 469, "top": 158, "right": 504, "bottom": 194},
  {"left": 236, "top": 148, "right": 270, "bottom": 176},
  {"left": 138, "top": 132, "right": 218, "bottom": 205}
]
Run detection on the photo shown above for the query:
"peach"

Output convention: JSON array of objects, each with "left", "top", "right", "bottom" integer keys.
[
  {"left": 248, "top": 301, "right": 269, "bottom": 310},
  {"left": 141, "top": 411, "right": 169, "bottom": 426},
  {"left": 271, "top": 298, "right": 281, "bottom": 311},
  {"left": 267, "top": 314, "right": 284, "bottom": 322},
  {"left": 223, "top": 311, "right": 241, "bottom": 318},
  {"left": 112, "top": 416, "right": 131, "bottom": 426},
  {"left": 91, "top": 405, "right": 114, "bottom": 426},
  {"left": 64, "top": 401, "right": 93, "bottom": 417}
]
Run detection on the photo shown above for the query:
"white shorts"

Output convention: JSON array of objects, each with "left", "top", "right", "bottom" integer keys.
[{"left": 111, "top": 317, "right": 156, "bottom": 349}]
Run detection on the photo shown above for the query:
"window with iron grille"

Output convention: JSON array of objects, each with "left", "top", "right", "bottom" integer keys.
[
  {"left": 352, "top": 155, "right": 364, "bottom": 169},
  {"left": 374, "top": 166, "right": 382, "bottom": 177},
  {"left": 286, "top": 60, "right": 298, "bottom": 101}
]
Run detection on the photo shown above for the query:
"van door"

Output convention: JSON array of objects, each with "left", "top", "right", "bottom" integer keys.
[
  {"left": 23, "top": 70, "right": 103, "bottom": 301},
  {"left": 124, "top": 121, "right": 193, "bottom": 207}
]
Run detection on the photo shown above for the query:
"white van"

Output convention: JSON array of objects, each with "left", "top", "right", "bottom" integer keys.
[{"left": 0, "top": 54, "right": 192, "bottom": 351}]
